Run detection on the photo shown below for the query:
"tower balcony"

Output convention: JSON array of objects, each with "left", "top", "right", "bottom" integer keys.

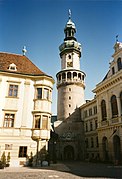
[
  {"left": 31, "top": 129, "right": 50, "bottom": 140},
  {"left": 59, "top": 40, "right": 81, "bottom": 54},
  {"left": 56, "top": 70, "right": 85, "bottom": 88}
]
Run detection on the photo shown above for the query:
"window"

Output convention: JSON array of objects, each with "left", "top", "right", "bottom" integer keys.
[
  {"left": 69, "top": 96, "right": 71, "bottom": 100},
  {"left": 67, "top": 72, "right": 71, "bottom": 79},
  {"left": 84, "top": 110, "right": 88, "bottom": 118},
  {"left": 85, "top": 123, "right": 88, "bottom": 132},
  {"left": 96, "top": 136, "right": 99, "bottom": 147},
  {"left": 85, "top": 138, "right": 89, "bottom": 148},
  {"left": 9, "top": 63, "right": 17, "bottom": 71},
  {"left": 42, "top": 116, "right": 48, "bottom": 130},
  {"left": 19, "top": 146, "right": 27, "bottom": 157},
  {"left": 5, "top": 144, "right": 12, "bottom": 150},
  {"left": 94, "top": 106, "right": 97, "bottom": 114},
  {"left": 69, "top": 88, "right": 71, "bottom": 91},
  {"left": 111, "top": 95, "right": 118, "bottom": 118},
  {"left": 91, "top": 137, "right": 94, "bottom": 148},
  {"left": 95, "top": 120, "right": 98, "bottom": 129},
  {"left": 112, "top": 67, "right": 115, "bottom": 75},
  {"left": 37, "top": 88, "right": 42, "bottom": 99},
  {"left": 34, "top": 115, "right": 41, "bottom": 128},
  {"left": 8, "top": 84, "right": 18, "bottom": 97},
  {"left": 3, "top": 113, "right": 15, "bottom": 127},
  {"left": 120, "top": 92, "right": 122, "bottom": 115},
  {"left": 117, "top": 58, "right": 122, "bottom": 71},
  {"left": 101, "top": 100, "right": 107, "bottom": 121},
  {"left": 89, "top": 108, "right": 92, "bottom": 116},
  {"left": 90, "top": 121, "right": 93, "bottom": 131},
  {"left": 69, "top": 104, "right": 71, "bottom": 107},
  {"left": 43, "top": 88, "right": 49, "bottom": 100}
]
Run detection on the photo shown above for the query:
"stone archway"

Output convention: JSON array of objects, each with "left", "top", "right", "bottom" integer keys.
[
  {"left": 113, "top": 135, "right": 121, "bottom": 164},
  {"left": 102, "top": 136, "right": 109, "bottom": 161},
  {"left": 64, "top": 145, "right": 74, "bottom": 160}
]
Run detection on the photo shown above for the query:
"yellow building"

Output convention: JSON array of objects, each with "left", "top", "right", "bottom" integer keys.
[{"left": 0, "top": 50, "right": 54, "bottom": 166}]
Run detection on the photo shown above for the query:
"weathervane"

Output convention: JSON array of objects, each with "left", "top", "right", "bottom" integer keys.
[
  {"left": 68, "top": 9, "right": 71, "bottom": 19},
  {"left": 22, "top": 46, "right": 27, "bottom": 56},
  {"left": 116, "top": 35, "right": 119, "bottom": 42}
]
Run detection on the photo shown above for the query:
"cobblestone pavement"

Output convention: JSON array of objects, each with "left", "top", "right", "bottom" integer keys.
[{"left": 0, "top": 162, "right": 121, "bottom": 179}]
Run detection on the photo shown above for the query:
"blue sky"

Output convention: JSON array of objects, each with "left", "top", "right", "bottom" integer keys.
[{"left": 0, "top": 0, "right": 122, "bottom": 115}]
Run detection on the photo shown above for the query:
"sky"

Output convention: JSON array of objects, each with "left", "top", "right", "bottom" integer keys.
[{"left": 0, "top": 0, "right": 122, "bottom": 115}]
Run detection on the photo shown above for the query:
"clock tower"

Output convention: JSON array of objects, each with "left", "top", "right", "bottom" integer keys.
[
  {"left": 56, "top": 10, "right": 86, "bottom": 121},
  {"left": 55, "top": 10, "right": 86, "bottom": 161}
]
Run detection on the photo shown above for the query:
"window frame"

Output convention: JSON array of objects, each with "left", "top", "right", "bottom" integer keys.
[
  {"left": 8, "top": 84, "right": 18, "bottom": 97},
  {"left": 3, "top": 113, "right": 15, "bottom": 128},
  {"left": 19, "top": 146, "right": 27, "bottom": 158}
]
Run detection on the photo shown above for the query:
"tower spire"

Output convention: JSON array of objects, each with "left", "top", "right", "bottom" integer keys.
[{"left": 68, "top": 9, "right": 71, "bottom": 19}]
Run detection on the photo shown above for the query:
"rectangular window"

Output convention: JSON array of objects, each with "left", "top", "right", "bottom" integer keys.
[
  {"left": 37, "top": 88, "right": 42, "bottom": 99},
  {"left": 42, "top": 115, "right": 48, "bottom": 130},
  {"left": 85, "top": 123, "right": 88, "bottom": 132},
  {"left": 43, "top": 88, "right": 49, "bottom": 100},
  {"left": 5, "top": 144, "right": 12, "bottom": 150},
  {"left": 19, "top": 146, "right": 27, "bottom": 157},
  {"left": 112, "top": 67, "right": 115, "bottom": 75},
  {"left": 93, "top": 106, "right": 97, "bottom": 114},
  {"left": 90, "top": 121, "right": 93, "bottom": 131},
  {"left": 95, "top": 120, "right": 98, "bottom": 129},
  {"left": 8, "top": 84, "right": 18, "bottom": 97},
  {"left": 34, "top": 115, "right": 41, "bottom": 128},
  {"left": 89, "top": 108, "right": 92, "bottom": 116},
  {"left": 84, "top": 110, "right": 88, "bottom": 118},
  {"left": 3, "top": 113, "right": 15, "bottom": 127}
]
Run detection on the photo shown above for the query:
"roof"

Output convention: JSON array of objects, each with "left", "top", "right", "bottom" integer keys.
[{"left": 0, "top": 52, "right": 47, "bottom": 76}]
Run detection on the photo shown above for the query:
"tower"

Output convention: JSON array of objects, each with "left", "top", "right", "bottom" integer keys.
[
  {"left": 56, "top": 10, "right": 85, "bottom": 121},
  {"left": 55, "top": 10, "right": 86, "bottom": 160}
]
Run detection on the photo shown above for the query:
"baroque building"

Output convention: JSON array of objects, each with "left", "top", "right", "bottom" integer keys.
[
  {"left": 0, "top": 49, "right": 54, "bottom": 166},
  {"left": 80, "top": 40, "right": 122, "bottom": 164},
  {"left": 55, "top": 11, "right": 85, "bottom": 160}
]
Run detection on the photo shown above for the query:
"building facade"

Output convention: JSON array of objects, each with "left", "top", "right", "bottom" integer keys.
[
  {"left": 93, "top": 41, "right": 122, "bottom": 164},
  {"left": 55, "top": 11, "right": 85, "bottom": 160},
  {"left": 80, "top": 41, "right": 122, "bottom": 164},
  {"left": 0, "top": 52, "right": 54, "bottom": 166}
]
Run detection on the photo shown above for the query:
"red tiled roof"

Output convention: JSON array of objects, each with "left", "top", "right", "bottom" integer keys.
[{"left": 0, "top": 52, "right": 47, "bottom": 76}]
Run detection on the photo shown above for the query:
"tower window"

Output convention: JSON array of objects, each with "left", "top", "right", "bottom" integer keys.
[
  {"left": 69, "top": 96, "right": 71, "bottom": 100},
  {"left": 69, "top": 104, "right": 71, "bottom": 107},
  {"left": 68, "top": 55, "right": 71, "bottom": 59},
  {"left": 69, "top": 88, "right": 71, "bottom": 91}
]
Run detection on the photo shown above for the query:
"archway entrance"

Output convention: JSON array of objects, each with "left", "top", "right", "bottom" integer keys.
[
  {"left": 102, "top": 136, "right": 109, "bottom": 161},
  {"left": 113, "top": 135, "right": 121, "bottom": 163},
  {"left": 64, "top": 145, "right": 74, "bottom": 160}
]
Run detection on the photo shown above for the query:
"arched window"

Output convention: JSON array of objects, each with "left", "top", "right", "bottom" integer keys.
[
  {"left": 111, "top": 95, "right": 118, "bottom": 118},
  {"left": 120, "top": 92, "right": 122, "bottom": 115},
  {"left": 117, "top": 58, "right": 122, "bottom": 71},
  {"left": 62, "top": 73, "right": 66, "bottom": 80},
  {"left": 101, "top": 100, "right": 107, "bottom": 121},
  {"left": 78, "top": 73, "right": 81, "bottom": 80},
  {"left": 73, "top": 72, "right": 77, "bottom": 79},
  {"left": 67, "top": 72, "right": 71, "bottom": 80}
]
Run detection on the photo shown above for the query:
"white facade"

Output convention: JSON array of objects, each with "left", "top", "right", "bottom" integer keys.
[{"left": 0, "top": 53, "right": 54, "bottom": 166}]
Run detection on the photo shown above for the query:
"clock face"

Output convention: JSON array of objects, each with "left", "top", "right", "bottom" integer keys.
[{"left": 67, "top": 61, "right": 73, "bottom": 67}]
